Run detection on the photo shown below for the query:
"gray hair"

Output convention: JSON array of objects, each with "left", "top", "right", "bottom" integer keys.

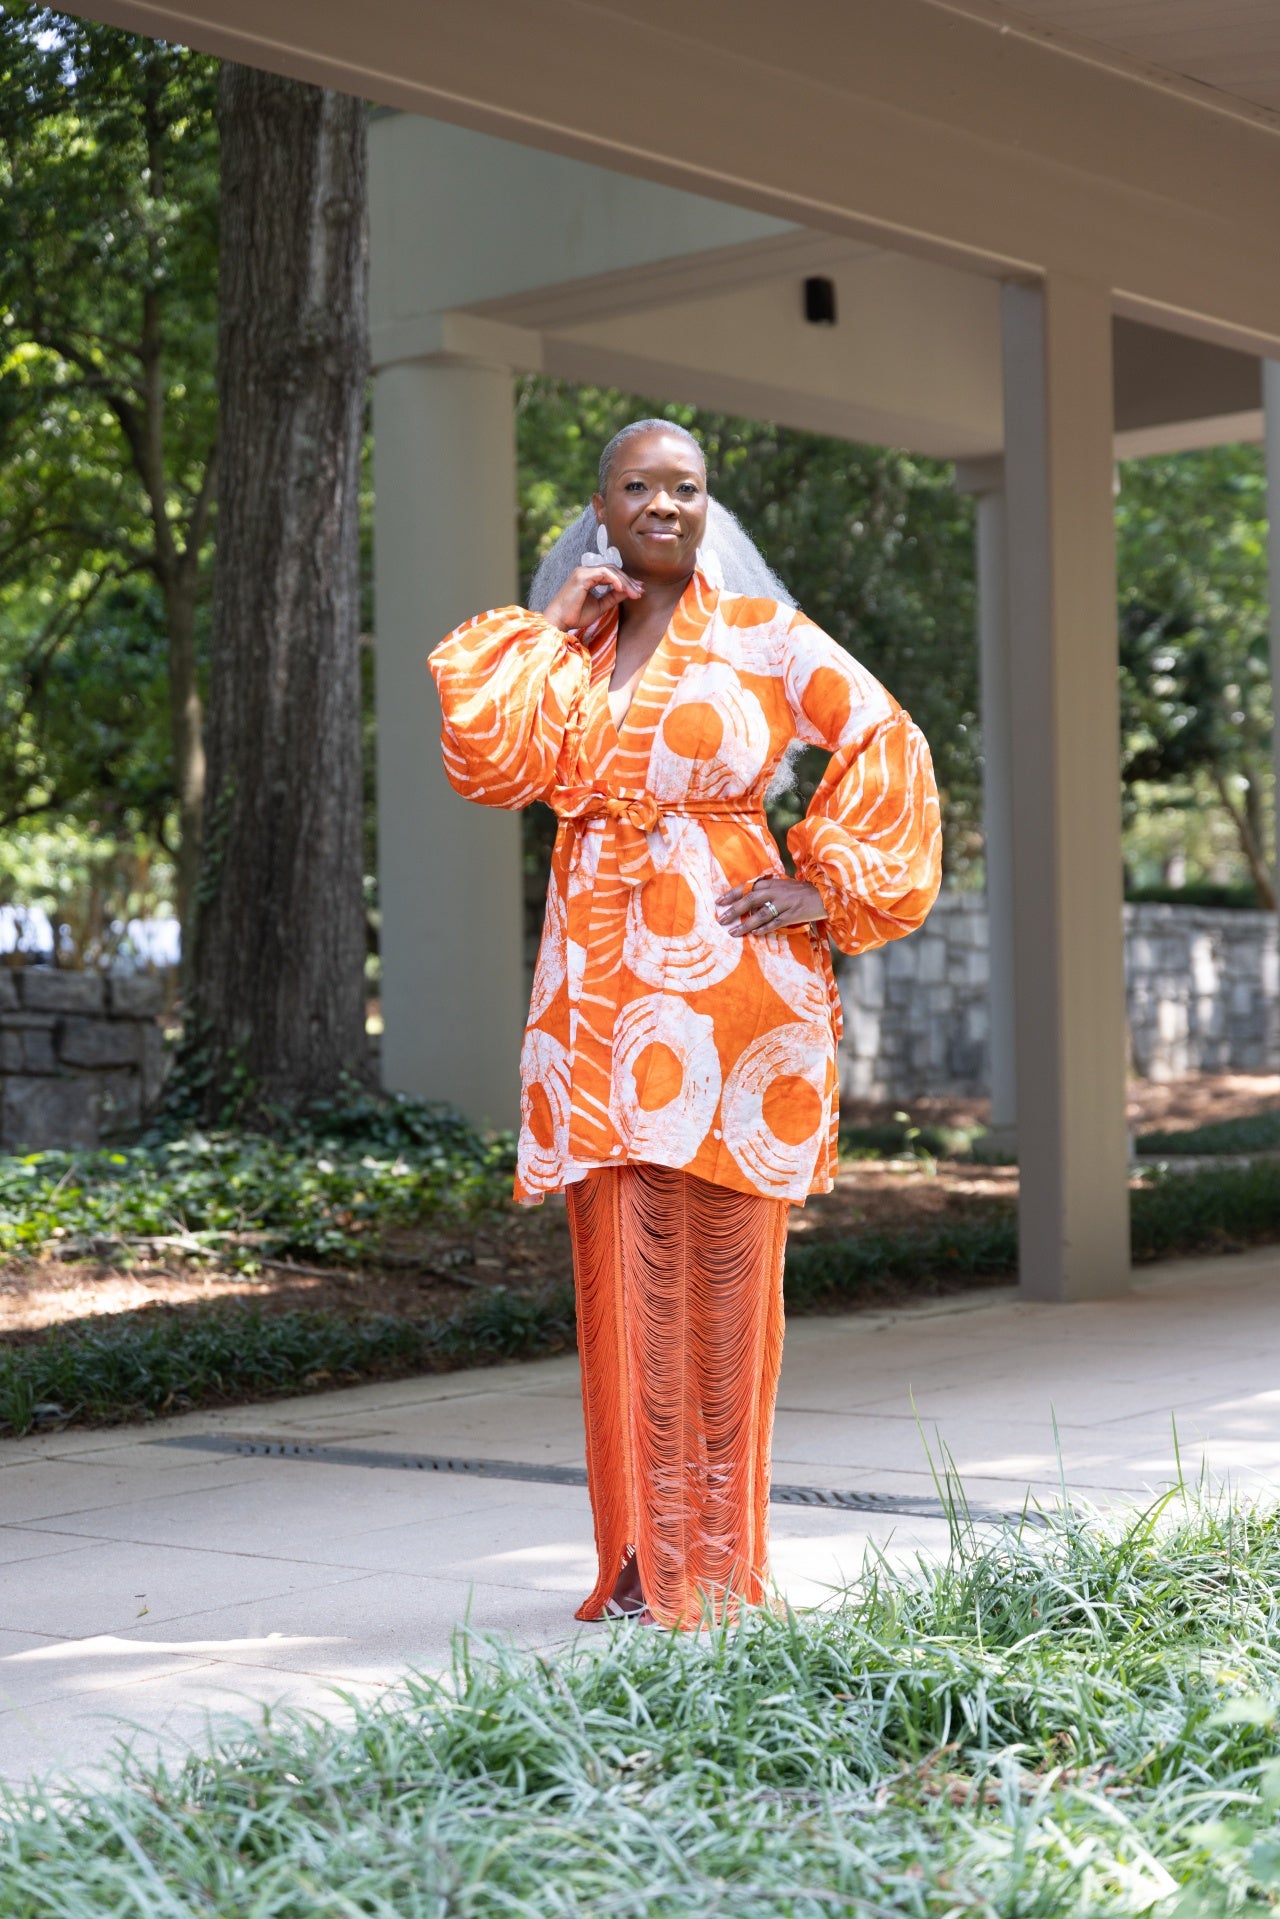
[
  {"left": 597, "top": 416, "right": 703, "bottom": 491},
  {"left": 528, "top": 497, "right": 796, "bottom": 614}
]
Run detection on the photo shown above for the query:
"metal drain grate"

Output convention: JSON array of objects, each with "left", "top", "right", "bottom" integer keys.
[{"left": 151, "top": 1432, "right": 1023, "bottom": 1522}]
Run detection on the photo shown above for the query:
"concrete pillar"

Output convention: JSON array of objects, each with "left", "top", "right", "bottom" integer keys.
[
  {"left": 955, "top": 457, "right": 1016, "bottom": 1144},
  {"left": 1266, "top": 361, "right": 1280, "bottom": 894},
  {"left": 372, "top": 356, "right": 525, "bottom": 1129},
  {"left": 1001, "top": 277, "right": 1131, "bottom": 1301}
]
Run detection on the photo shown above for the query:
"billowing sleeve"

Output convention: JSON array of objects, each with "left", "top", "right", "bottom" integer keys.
[
  {"left": 782, "top": 614, "right": 942, "bottom": 957},
  {"left": 427, "top": 606, "right": 591, "bottom": 809}
]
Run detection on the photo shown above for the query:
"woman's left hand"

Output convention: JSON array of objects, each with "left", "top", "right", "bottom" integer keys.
[{"left": 715, "top": 876, "right": 825, "bottom": 937}]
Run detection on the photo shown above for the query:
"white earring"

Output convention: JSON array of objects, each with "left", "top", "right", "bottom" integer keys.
[
  {"left": 695, "top": 544, "right": 724, "bottom": 589},
  {"left": 581, "top": 519, "right": 622, "bottom": 571}
]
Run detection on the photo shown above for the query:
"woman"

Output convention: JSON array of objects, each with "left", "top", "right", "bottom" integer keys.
[{"left": 429, "top": 419, "right": 941, "bottom": 1628}]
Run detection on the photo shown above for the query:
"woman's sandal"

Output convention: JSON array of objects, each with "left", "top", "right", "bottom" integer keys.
[
  {"left": 601, "top": 1597, "right": 654, "bottom": 1622},
  {"left": 601, "top": 1546, "right": 655, "bottom": 1624}
]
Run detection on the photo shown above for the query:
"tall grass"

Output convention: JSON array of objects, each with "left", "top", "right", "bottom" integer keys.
[{"left": 3, "top": 1493, "right": 1280, "bottom": 1914}]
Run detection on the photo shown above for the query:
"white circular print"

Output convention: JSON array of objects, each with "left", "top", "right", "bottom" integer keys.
[
  {"left": 706, "top": 602, "right": 786, "bottom": 677},
  {"left": 518, "top": 1027, "right": 572, "bottom": 1188},
  {"left": 722, "top": 1021, "right": 831, "bottom": 1194},
  {"left": 647, "top": 661, "right": 771, "bottom": 801},
  {"left": 608, "top": 993, "right": 722, "bottom": 1163},
  {"left": 783, "top": 625, "right": 888, "bottom": 751},
  {"left": 753, "top": 922, "right": 830, "bottom": 1025},
  {"left": 622, "top": 819, "right": 741, "bottom": 995}
]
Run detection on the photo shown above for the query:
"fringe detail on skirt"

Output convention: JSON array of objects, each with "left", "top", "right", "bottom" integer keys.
[{"left": 567, "top": 1162, "right": 788, "bottom": 1630}]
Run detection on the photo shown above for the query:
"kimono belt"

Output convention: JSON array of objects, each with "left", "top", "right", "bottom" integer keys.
[{"left": 550, "top": 785, "right": 767, "bottom": 889}]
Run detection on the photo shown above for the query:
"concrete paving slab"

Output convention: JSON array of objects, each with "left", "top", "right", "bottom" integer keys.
[
  {"left": 0, "top": 1456, "right": 264, "bottom": 1526},
  {"left": 0, "top": 1635, "right": 233, "bottom": 1716},
  {"left": 0, "top": 1660, "right": 376, "bottom": 1788},
  {"left": 0, "top": 1538, "right": 373, "bottom": 1640},
  {"left": 0, "top": 1528, "right": 109, "bottom": 1569},
  {"left": 106, "top": 1568, "right": 586, "bottom": 1686},
  {"left": 3, "top": 1247, "right": 1280, "bottom": 1788},
  {"left": 19, "top": 1460, "right": 541, "bottom": 1556},
  {"left": 768, "top": 1507, "right": 957, "bottom": 1607}
]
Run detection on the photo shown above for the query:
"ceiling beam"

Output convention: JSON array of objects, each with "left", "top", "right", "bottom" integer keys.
[{"left": 78, "top": 0, "right": 1280, "bottom": 351}]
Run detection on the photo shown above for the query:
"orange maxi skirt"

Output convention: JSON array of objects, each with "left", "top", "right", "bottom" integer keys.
[{"left": 566, "top": 1161, "right": 789, "bottom": 1630}]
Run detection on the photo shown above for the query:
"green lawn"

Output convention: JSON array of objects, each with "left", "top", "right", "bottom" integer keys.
[{"left": 3, "top": 1493, "right": 1280, "bottom": 1915}]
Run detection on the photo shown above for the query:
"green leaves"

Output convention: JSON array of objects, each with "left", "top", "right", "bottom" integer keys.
[
  {"left": 0, "top": 1287, "right": 576, "bottom": 1434},
  {"left": 0, "top": 10, "right": 217, "bottom": 883},
  {"left": 1117, "top": 447, "right": 1272, "bottom": 897},
  {"left": 0, "top": 1094, "right": 517, "bottom": 1268},
  {"left": 6, "top": 1494, "right": 1280, "bottom": 1911}
]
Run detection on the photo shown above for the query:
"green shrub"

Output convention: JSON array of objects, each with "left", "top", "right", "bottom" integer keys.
[
  {"left": 1132, "top": 1158, "right": 1280, "bottom": 1259},
  {"left": 7, "top": 1145, "right": 1280, "bottom": 1438},
  {"left": 1137, "top": 1111, "right": 1280, "bottom": 1158},
  {"left": 0, "top": 1285, "right": 575, "bottom": 1435},
  {"left": 1126, "top": 880, "right": 1260, "bottom": 908},
  {"left": 4, "top": 1496, "right": 1280, "bottom": 1914},
  {"left": 0, "top": 1093, "right": 516, "bottom": 1266},
  {"left": 839, "top": 1119, "right": 979, "bottom": 1161},
  {"left": 784, "top": 1215, "right": 1017, "bottom": 1308}
]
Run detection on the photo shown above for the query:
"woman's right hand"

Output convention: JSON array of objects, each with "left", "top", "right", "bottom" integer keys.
[{"left": 543, "top": 563, "right": 643, "bottom": 636}]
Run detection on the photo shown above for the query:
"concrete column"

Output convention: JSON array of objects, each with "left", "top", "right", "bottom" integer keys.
[
  {"left": 372, "top": 356, "right": 525, "bottom": 1129},
  {"left": 1266, "top": 361, "right": 1280, "bottom": 894},
  {"left": 955, "top": 457, "right": 1016, "bottom": 1144},
  {"left": 1001, "top": 277, "right": 1131, "bottom": 1301}
]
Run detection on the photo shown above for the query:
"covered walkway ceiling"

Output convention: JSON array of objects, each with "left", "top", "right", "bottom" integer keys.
[
  {"left": 965, "top": 0, "right": 1280, "bottom": 118},
  {"left": 81, "top": 0, "right": 1280, "bottom": 357},
  {"left": 373, "top": 115, "right": 1264, "bottom": 461}
]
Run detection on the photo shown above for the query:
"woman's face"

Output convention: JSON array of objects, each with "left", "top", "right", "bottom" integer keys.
[{"left": 593, "top": 431, "right": 708, "bottom": 584}]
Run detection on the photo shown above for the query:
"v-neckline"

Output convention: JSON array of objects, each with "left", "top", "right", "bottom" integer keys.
[
  {"left": 602, "top": 575, "right": 701, "bottom": 745},
  {"left": 606, "top": 627, "right": 666, "bottom": 740}
]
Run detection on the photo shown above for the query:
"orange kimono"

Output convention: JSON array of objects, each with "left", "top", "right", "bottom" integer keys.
[{"left": 430, "top": 573, "right": 940, "bottom": 1624}]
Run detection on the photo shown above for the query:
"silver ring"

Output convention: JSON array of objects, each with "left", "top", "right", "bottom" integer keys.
[{"left": 763, "top": 900, "right": 780, "bottom": 922}]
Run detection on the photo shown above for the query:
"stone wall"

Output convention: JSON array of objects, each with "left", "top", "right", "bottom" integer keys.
[
  {"left": 1125, "top": 904, "right": 1280, "bottom": 1080},
  {"left": 0, "top": 968, "right": 168, "bottom": 1150},
  {"left": 835, "top": 896, "right": 1280, "bottom": 1100},
  {"left": 837, "top": 894, "right": 991, "bottom": 1100}
]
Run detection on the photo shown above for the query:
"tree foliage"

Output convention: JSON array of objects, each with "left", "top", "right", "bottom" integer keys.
[
  {"left": 1116, "top": 445, "right": 1272, "bottom": 901},
  {"left": 0, "top": 9, "right": 218, "bottom": 926}
]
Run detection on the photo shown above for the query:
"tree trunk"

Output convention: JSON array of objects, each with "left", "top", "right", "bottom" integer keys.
[
  {"left": 1212, "top": 768, "right": 1277, "bottom": 909},
  {"left": 189, "top": 66, "right": 368, "bottom": 1110},
  {"left": 162, "top": 572, "right": 206, "bottom": 962}
]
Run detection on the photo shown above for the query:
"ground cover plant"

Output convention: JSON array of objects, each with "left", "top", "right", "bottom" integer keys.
[
  {"left": 7, "top": 1124, "right": 1280, "bottom": 1434},
  {"left": 0, "top": 1287, "right": 576, "bottom": 1438},
  {"left": 840, "top": 1117, "right": 983, "bottom": 1162},
  {"left": 0, "top": 1090, "right": 516, "bottom": 1268},
  {"left": 3, "top": 1491, "right": 1280, "bottom": 1914},
  {"left": 1136, "top": 1112, "right": 1280, "bottom": 1158},
  {"left": 841, "top": 1110, "right": 1280, "bottom": 1166}
]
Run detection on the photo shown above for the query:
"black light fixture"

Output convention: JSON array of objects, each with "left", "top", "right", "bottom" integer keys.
[{"left": 803, "top": 275, "right": 838, "bottom": 325}]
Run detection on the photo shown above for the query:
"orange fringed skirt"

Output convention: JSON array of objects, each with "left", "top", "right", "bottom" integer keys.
[{"left": 566, "top": 1161, "right": 789, "bottom": 1630}]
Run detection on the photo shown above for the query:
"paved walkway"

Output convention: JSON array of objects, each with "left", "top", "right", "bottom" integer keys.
[{"left": 3, "top": 1246, "right": 1280, "bottom": 1786}]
